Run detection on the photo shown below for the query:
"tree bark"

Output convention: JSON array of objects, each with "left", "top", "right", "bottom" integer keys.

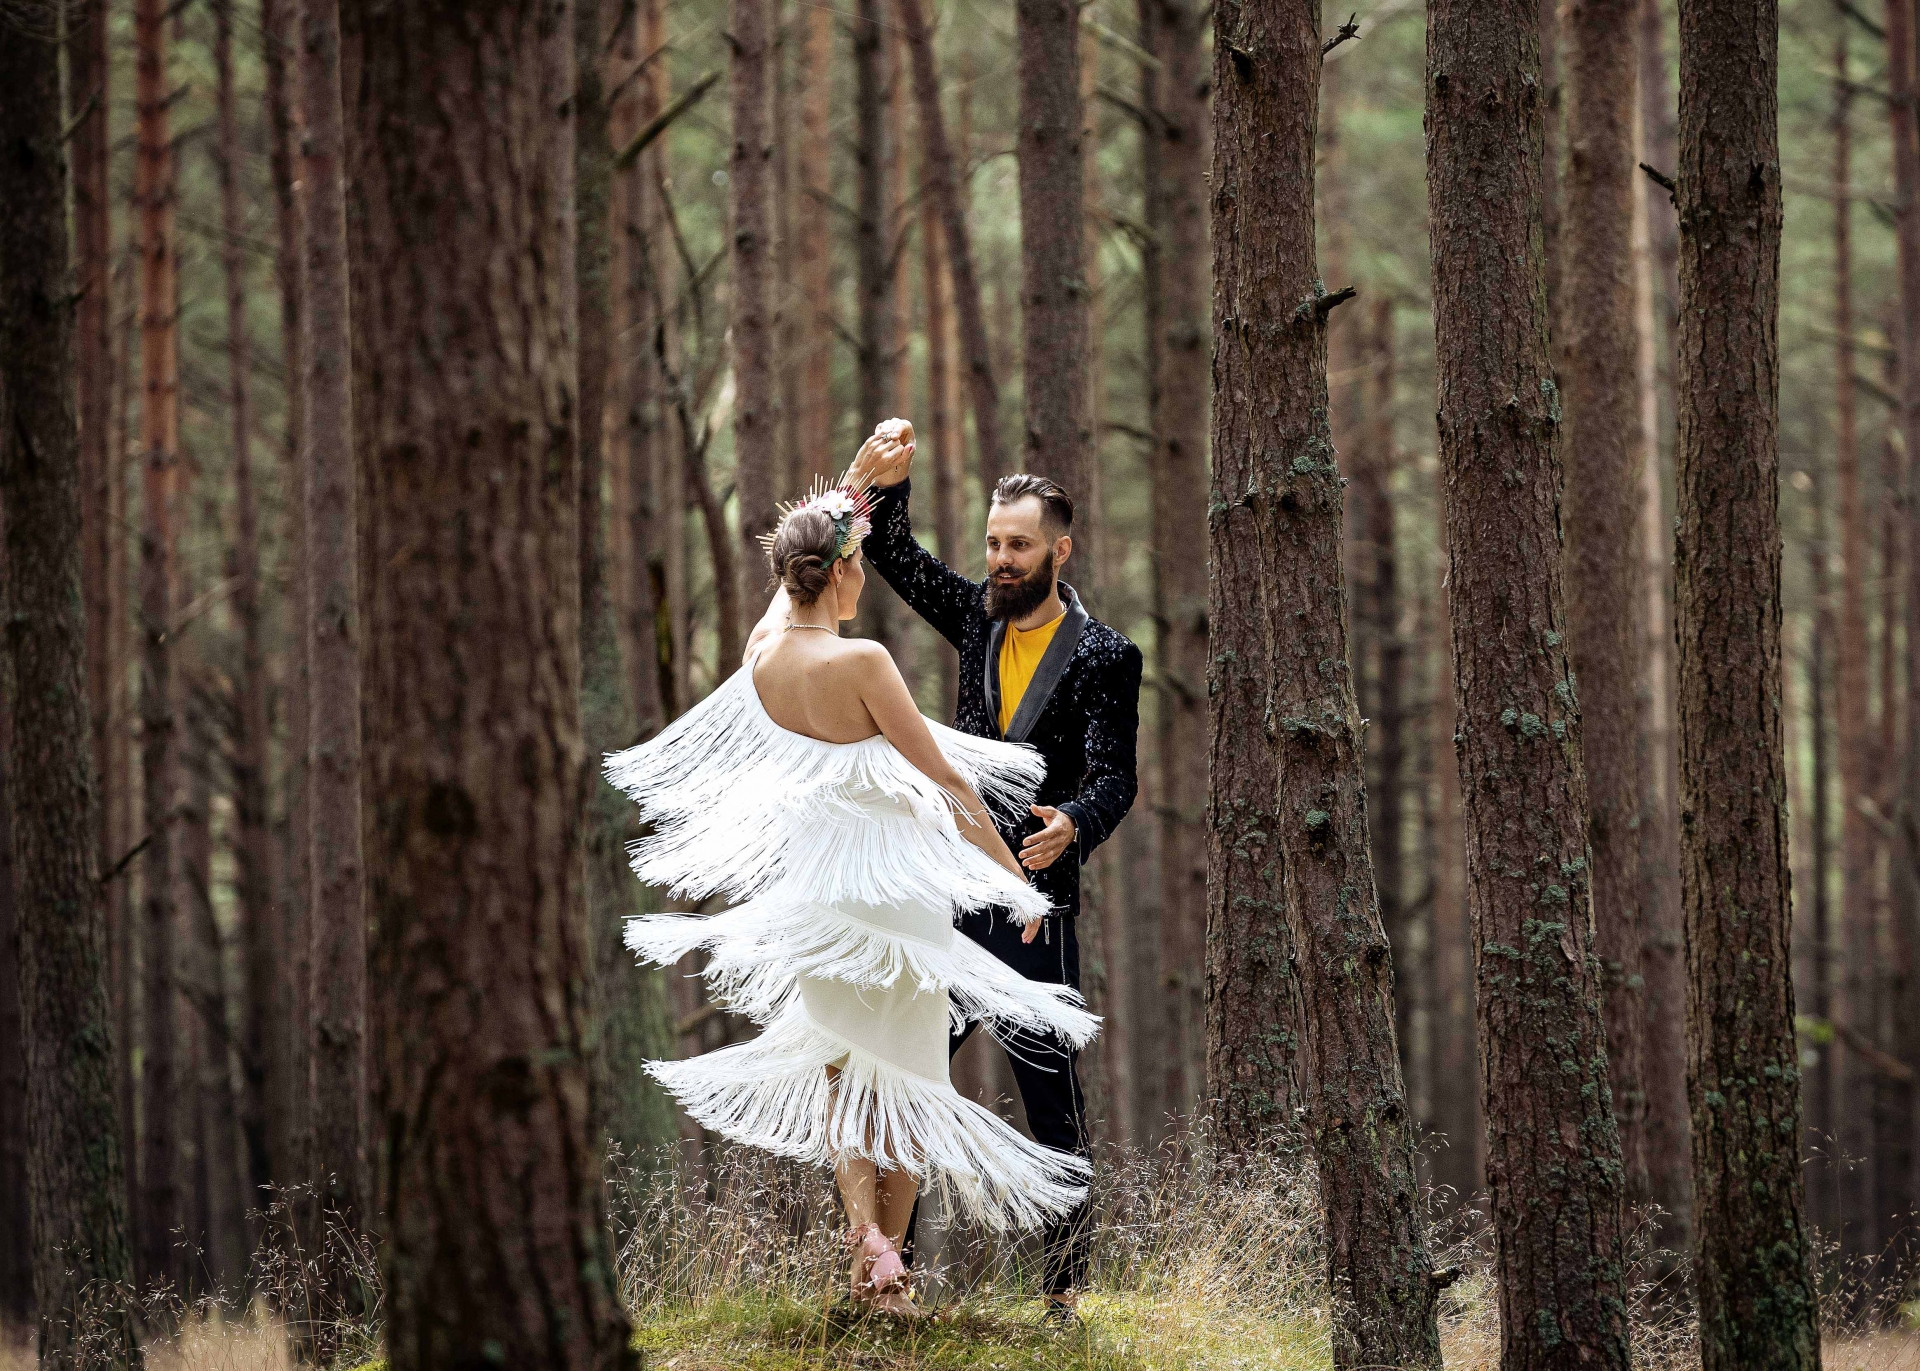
[
  {"left": 343, "top": 4, "right": 638, "bottom": 1364},
  {"left": 215, "top": 0, "right": 278, "bottom": 1237},
  {"left": 1017, "top": 0, "right": 1090, "bottom": 564},
  {"left": 1804, "top": 465, "right": 1840, "bottom": 1241},
  {"left": 260, "top": 0, "right": 308, "bottom": 1210},
  {"left": 1541, "top": 0, "right": 1564, "bottom": 325},
  {"left": 1563, "top": 0, "right": 1647, "bottom": 1207},
  {"left": 0, "top": 678, "right": 27, "bottom": 1325},
  {"left": 853, "top": 0, "right": 900, "bottom": 658},
  {"left": 1826, "top": 6, "right": 1881, "bottom": 1275},
  {"left": 1425, "top": 572, "right": 1482, "bottom": 1205},
  {"left": 1631, "top": 58, "right": 1692, "bottom": 1259},
  {"left": 70, "top": 0, "right": 113, "bottom": 899},
  {"left": 1144, "top": 0, "right": 1210, "bottom": 1134},
  {"left": 612, "top": 0, "right": 677, "bottom": 731},
  {"left": 302, "top": 0, "right": 370, "bottom": 1228},
  {"left": 795, "top": 1, "right": 837, "bottom": 484},
  {"left": 0, "top": 21, "right": 141, "bottom": 1357},
  {"left": 1880, "top": 0, "right": 1920, "bottom": 1276},
  {"left": 1827, "top": 16, "right": 1873, "bottom": 1267},
  {"left": 581, "top": 0, "right": 678, "bottom": 1161},
  {"left": 1892, "top": 0, "right": 1920, "bottom": 1270},
  {"left": 1359, "top": 301, "right": 1409, "bottom": 1080},
  {"left": 899, "top": 3, "right": 1005, "bottom": 497},
  {"left": 1208, "top": 7, "right": 1439, "bottom": 1365},
  {"left": 1425, "top": 3, "right": 1633, "bottom": 1366},
  {"left": 924, "top": 180, "right": 962, "bottom": 715},
  {"left": 730, "top": 0, "right": 778, "bottom": 629},
  {"left": 181, "top": 696, "right": 247, "bottom": 1288},
  {"left": 134, "top": 0, "right": 183, "bottom": 1293},
  {"left": 1672, "top": 0, "right": 1820, "bottom": 1362}
]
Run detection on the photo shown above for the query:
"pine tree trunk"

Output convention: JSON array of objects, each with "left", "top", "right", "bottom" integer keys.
[
  {"left": 134, "top": 0, "right": 184, "bottom": 1292},
  {"left": 1541, "top": 0, "right": 1564, "bottom": 324},
  {"left": 731, "top": 0, "right": 778, "bottom": 629},
  {"left": 1672, "top": 0, "right": 1820, "bottom": 1362},
  {"left": 1827, "top": 8, "right": 1881, "bottom": 1275},
  {"left": 1425, "top": 4, "right": 1632, "bottom": 1366},
  {"left": 924, "top": 188, "right": 962, "bottom": 715},
  {"left": 108, "top": 240, "right": 137, "bottom": 1210},
  {"left": 344, "top": 5, "right": 638, "bottom": 1363},
  {"left": 1145, "top": 0, "right": 1210, "bottom": 1134},
  {"left": 0, "top": 692, "right": 27, "bottom": 1326},
  {"left": 796, "top": 2, "right": 837, "bottom": 484},
  {"left": 1425, "top": 571, "right": 1483, "bottom": 1205},
  {"left": 1563, "top": 0, "right": 1647, "bottom": 1207},
  {"left": 1208, "top": 8, "right": 1439, "bottom": 1364},
  {"left": 581, "top": 0, "right": 678, "bottom": 1161},
  {"left": 214, "top": 0, "right": 277, "bottom": 1239},
  {"left": 1895, "top": 0, "right": 1920, "bottom": 1260},
  {"left": 898, "top": 0, "right": 1005, "bottom": 486},
  {"left": 182, "top": 699, "right": 247, "bottom": 1288},
  {"left": 1880, "top": 0, "right": 1920, "bottom": 1270},
  {"left": 260, "top": 0, "right": 307, "bottom": 1208},
  {"left": 1805, "top": 471, "right": 1840, "bottom": 1240},
  {"left": 70, "top": 0, "right": 113, "bottom": 892},
  {"left": 302, "top": 0, "right": 370, "bottom": 1229},
  {"left": 0, "top": 25, "right": 141, "bottom": 1356},
  {"left": 1631, "top": 69, "right": 1692, "bottom": 1260},
  {"left": 853, "top": 0, "right": 899, "bottom": 657},
  {"left": 1360, "top": 301, "right": 1409, "bottom": 1080},
  {"left": 1017, "top": 0, "right": 1090, "bottom": 566}
]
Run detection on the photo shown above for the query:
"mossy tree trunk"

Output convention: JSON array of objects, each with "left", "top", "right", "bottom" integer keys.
[
  {"left": 1672, "top": 0, "right": 1822, "bottom": 1364},
  {"left": 344, "top": 2, "right": 637, "bottom": 1364},
  {"left": 1207, "top": 5, "right": 1440, "bottom": 1365},
  {"left": 1425, "top": 2, "right": 1633, "bottom": 1366}
]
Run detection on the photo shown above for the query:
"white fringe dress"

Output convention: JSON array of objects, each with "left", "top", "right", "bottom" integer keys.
[{"left": 606, "top": 658, "right": 1099, "bottom": 1231}]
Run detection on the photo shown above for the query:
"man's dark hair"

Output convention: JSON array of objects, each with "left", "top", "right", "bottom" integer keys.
[{"left": 991, "top": 473, "right": 1075, "bottom": 539}]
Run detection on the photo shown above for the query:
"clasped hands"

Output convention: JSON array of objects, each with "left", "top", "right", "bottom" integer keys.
[{"left": 842, "top": 418, "right": 916, "bottom": 492}]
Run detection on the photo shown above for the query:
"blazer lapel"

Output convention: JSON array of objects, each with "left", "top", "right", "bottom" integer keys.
[
  {"left": 1004, "top": 581, "right": 1089, "bottom": 745},
  {"left": 983, "top": 617, "right": 1008, "bottom": 739}
]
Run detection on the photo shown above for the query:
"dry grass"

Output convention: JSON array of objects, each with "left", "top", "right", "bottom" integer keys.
[{"left": 8, "top": 1144, "right": 1920, "bottom": 1369}]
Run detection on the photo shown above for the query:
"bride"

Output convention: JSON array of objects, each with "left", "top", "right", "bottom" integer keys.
[{"left": 606, "top": 424, "right": 1098, "bottom": 1317}]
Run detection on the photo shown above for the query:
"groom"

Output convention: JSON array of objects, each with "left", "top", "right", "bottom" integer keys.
[{"left": 847, "top": 428, "right": 1142, "bottom": 1318}]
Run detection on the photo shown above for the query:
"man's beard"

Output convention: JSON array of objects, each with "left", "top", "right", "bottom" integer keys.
[{"left": 985, "top": 550, "right": 1057, "bottom": 621}]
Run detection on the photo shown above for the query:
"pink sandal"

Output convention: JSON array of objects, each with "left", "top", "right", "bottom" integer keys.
[{"left": 846, "top": 1221, "right": 908, "bottom": 1299}]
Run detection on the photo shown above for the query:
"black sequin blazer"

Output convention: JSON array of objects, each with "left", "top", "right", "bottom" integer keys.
[{"left": 865, "top": 480, "right": 1143, "bottom": 921}]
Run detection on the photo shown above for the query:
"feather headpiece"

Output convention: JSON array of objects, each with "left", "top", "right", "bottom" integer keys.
[{"left": 760, "top": 476, "right": 875, "bottom": 564}]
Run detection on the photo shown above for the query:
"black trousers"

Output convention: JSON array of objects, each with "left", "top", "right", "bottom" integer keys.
[{"left": 901, "top": 908, "right": 1092, "bottom": 1296}]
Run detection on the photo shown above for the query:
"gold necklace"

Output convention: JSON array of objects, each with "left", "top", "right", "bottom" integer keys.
[{"left": 785, "top": 622, "right": 836, "bottom": 634}]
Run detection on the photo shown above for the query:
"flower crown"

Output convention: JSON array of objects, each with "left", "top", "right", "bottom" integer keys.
[{"left": 759, "top": 476, "right": 876, "bottom": 565}]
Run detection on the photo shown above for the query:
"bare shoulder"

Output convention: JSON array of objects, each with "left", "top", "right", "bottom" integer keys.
[{"left": 832, "top": 637, "right": 902, "bottom": 686}]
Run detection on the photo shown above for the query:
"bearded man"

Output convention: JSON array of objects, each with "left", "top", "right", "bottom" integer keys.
[{"left": 844, "top": 421, "right": 1143, "bottom": 1320}]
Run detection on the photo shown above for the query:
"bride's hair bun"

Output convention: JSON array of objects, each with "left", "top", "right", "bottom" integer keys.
[{"left": 769, "top": 506, "right": 839, "bottom": 605}]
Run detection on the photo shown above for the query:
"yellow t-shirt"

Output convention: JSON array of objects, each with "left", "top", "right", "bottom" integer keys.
[{"left": 997, "top": 609, "right": 1066, "bottom": 735}]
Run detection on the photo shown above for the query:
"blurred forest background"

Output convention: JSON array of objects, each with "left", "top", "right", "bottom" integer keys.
[{"left": 1, "top": 0, "right": 1917, "bottom": 1358}]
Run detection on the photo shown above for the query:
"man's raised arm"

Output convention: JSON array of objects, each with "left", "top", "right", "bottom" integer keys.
[{"left": 845, "top": 424, "right": 982, "bottom": 650}]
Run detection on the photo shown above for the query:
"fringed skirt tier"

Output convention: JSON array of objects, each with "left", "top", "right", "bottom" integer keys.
[{"left": 606, "top": 665, "right": 1097, "bottom": 1230}]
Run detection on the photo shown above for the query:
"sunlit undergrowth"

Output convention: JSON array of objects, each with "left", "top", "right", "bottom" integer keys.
[{"left": 10, "top": 1139, "right": 1920, "bottom": 1369}]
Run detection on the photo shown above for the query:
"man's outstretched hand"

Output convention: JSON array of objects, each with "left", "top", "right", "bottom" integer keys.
[
  {"left": 842, "top": 418, "right": 915, "bottom": 492},
  {"left": 1021, "top": 805, "right": 1076, "bottom": 871}
]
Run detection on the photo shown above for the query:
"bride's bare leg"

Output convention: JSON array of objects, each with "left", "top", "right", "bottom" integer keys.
[{"left": 876, "top": 1167, "right": 918, "bottom": 1247}]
